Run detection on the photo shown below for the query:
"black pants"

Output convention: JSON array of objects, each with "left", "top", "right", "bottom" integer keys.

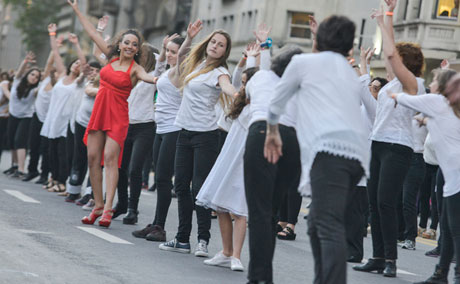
[
  {"left": 278, "top": 182, "right": 303, "bottom": 225},
  {"left": 7, "top": 115, "right": 31, "bottom": 149},
  {"left": 436, "top": 169, "right": 445, "bottom": 249},
  {"left": 439, "top": 191, "right": 460, "bottom": 271},
  {"left": 27, "top": 113, "right": 49, "bottom": 177},
  {"left": 48, "top": 137, "right": 68, "bottom": 184},
  {"left": 244, "top": 122, "right": 301, "bottom": 282},
  {"left": 419, "top": 163, "right": 439, "bottom": 230},
  {"left": 368, "top": 141, "right": 413, "bottom": 260},
  {"left": 402, "top": 153, "right": 426, "bottom": 241},
  {"left": 67, "top": 122, "right": 89, "bottom": 194},
  {"left": 152, "top": 131, "right": 179, "bottom": 228},
  {"left": 174, "top": 129, "right": 219, "bottom": 244},
  {"left": 0, "top": 117, "right": 9, "bottom": 161},
  {"left": 66, "top": 125, "right": 74, "bottom": 173},
  {"left": 345, "top": 186, "right": 368, "bottom": 260},
  {"left": 117, "top": 122, "right": 156, "bottom": 211}
]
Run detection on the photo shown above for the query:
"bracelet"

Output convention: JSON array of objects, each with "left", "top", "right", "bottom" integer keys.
[
  {"left": 386, "top": 11, "right": 394, "bottom": 16},
  {"left": 96, "top": 28, "right": 105, "bottom": 33},
  {"left": 260, "top": 37, "right": 273, "bottom": 49},
  {"left": 49, "top": 32, "right": 56, "bottom": 36}
]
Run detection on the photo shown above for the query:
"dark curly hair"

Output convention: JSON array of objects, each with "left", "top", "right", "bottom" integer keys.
[
  {"left": 107, "top": 29, "right": 144, "bottom": 63},
  {"left": 395, "top": 42, "right": 424, "bottom": 77},
  {"left": 226, "top": 67, "right": 259, "bottom": 120},
  {"left": 16, "top": 68, "right": 41, "bottom": 99}
]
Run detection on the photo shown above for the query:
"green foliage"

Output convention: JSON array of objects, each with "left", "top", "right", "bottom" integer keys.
[{"left": 3, "top": 0, "right": 60, "bottom": 52}]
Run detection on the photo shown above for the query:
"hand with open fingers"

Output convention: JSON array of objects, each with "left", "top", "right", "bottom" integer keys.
[
  {"left": 187, "top": 19, "right": 203, "bottom": 39},
  {"left": 25, "top": 51, "right": 36, "bottom": 64},
  {"left": 264, "top": 131, "right": 283, "bottom": 164},
  {"left": 366, "top": 48, "right": 376, "bottom": 64},
  {"left": 309, "top": 15, "right": 318, "bottom": 36},
  {"left": 67, "top": 0, "right": 78, "bottom": 10},
  {"left": 163, "top": 33, "right": 180, "bottom": 49},
  {"left": 48, "top": 23, "right": 57, "bottom": 34},
  {"left": 246, "top": 42, "right": 261, "bottom": 58},
  {"left": 360, "top": 47, "right": 369, "bottom": 60},
  {"left": 441, "top": 59, "right": 450, "bottom": 70},
  {"left": 68, "top": 33, "right": 79, "bottom": 45},
  {"left": 371, "top": 7, "right": 385, "bottom": 24},
  {"left": 253, "top": 22, "right": 271, "bottom": 44},
  {"left": 56, "top": 35, "right": 65, "bottom": 47},
  {"left": 97, "top": 15, "right": 109, "bottom": 31},
  {"left": 384, "top": 0, "right": 397, "bottom": 11}
]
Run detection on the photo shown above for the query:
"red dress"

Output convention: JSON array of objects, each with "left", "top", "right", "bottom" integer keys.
[{"left": 84, "top": 58, "right": 135, "bottom": 168}]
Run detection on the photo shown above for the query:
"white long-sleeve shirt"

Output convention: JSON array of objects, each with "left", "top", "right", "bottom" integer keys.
[
  {"left": 396, "top": 93, "right": 460, "bottom": 197},
  {"left": 268, "top": 52, "right": 369, "bottom": 196}
]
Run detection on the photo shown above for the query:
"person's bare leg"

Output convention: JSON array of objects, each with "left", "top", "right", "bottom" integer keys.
[
  {"left": 232, "top": 214, "right": 247, "bottom": 260},
  {"left": 17, "top": 149, "right": 26, "bottom": 172},
  {"left": 217, "top": 212, "right": 234, "bottom": 257},
  {"left": 11, "top": 149, "right": 18, "bottom": 166},
  {"left": 87, "top": 131, "right": 105, "bottom": 209},
  {"left": 103, "top": 136, "right": 120, "bottom": 211}
]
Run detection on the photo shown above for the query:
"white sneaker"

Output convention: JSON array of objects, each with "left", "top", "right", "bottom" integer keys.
[
  {"left": 204, "top": 251, "right": 231, "bottom": 267},
  {"left": 194, "top": 239, "right": 209, "bottom": 257},
  {"left": 82, "top": 199, "right": 95, "bottom": 211},
  {"left": 230, "top": 257, "right": 244, "bottom": 271}
]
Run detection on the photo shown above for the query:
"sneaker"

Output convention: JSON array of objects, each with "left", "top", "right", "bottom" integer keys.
[
  {"left": 230, "top": 257, "right": 244, "bottom": 271},
  {"left": 82, "top": 199, "right": 95, "bottom": 211},
  {"left": 76, "top": 194, "right": 91, "bottom": 206},
  {"left": 3, "top": 166, "right": 17, "bottom": 175},
  {"left": 425, "top": 246, "right": 440, "bottom": 258},
  {"left": 159, "top": 239, "right": 191, "bottom": 254},
  {"left": 132, "top": 224, "right": 156, "bottom": 239},
  {"left": 401, "top": 240, "right": 416, "bottom": 250},
  {"left": 65, "top": 193, "right": 80, "bottom": 203},
  {"left": 194, "top": 239, "right": 209, "bottom": 257},
  {"left": 145, "top": 225, "right": 166, "bottom": 242},
  {"left": 422, "top": 229, "right": 437, "bottom": 240},
  {"left": 204, "top": 251, "right": 231, "bottom": 267}
]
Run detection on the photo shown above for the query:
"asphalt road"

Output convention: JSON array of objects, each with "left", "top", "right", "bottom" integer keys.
[{"left": 0, "top": 151, "right": 453, "bottom": 284}]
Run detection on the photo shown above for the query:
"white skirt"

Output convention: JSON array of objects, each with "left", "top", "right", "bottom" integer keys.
[{"left": 196, "top": 108, "right": 249, "bottom": 217}]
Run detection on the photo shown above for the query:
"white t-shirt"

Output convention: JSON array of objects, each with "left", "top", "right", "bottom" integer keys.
[
  {"left": 423, "top": 133, "right": 438, "bottom": 166},
  {"left": 0, "top": 80, "right": 9, "bottom": 118},
  {"left": 411, "top": 114, "right": 428, "bottom": 153},
  {"left": 35, "top": 77, "right": 53, "bottom": 122},
  {"left": 371, "top": 77, "right": 426, "bottom": 149},
  {"left": 174, "top": 63, "right": 231, "bottom": 132},
  {"left": 9, "top": 78, "right": 37, "bottom": 118},
  {"left": 75, "top": 82, "right": 95, "bottom": 128},
  {"left": 246, "top": 70, "right": 297, "bottom": 128},
  {"left": 128, "top": 71, "right": 157, "bottom": 124},
  {"left": 396, "top": 93, "right": 460, "bottom": 197},
  {"left": 155, "top": 69, "right": 182, "bottom": 134}
]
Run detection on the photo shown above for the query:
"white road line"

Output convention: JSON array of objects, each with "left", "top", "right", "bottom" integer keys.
[
  {"left": 141, "top": 191, "right": 153, "bottom": 196},
  {"left": 3, "top": 190, "right": 40, "bottom": 204},
  {"left": 18, "top": 229, "right": 53, "bottom": 235},
  {"left": 76, "top": 226, "right": 133, "bottom": 244},
  {"left": 0, "top": 269, "right": 39, "bottom": 278}
]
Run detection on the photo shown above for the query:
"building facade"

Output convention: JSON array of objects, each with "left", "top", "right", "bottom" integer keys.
[{"left": 0, "top": 3, "right": 26, "bottom": 71}]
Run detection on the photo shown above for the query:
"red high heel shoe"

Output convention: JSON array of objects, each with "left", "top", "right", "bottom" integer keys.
[
  {"left": 81, "top": 207, "right": 104, "bottom": 225},
  {"left": 98, "top": 209, "right": 114, "bottom": 228}
]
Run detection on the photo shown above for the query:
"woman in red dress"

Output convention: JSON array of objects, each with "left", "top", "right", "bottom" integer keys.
[{"left": 68, "top": 0, "right": 157, "bottom": 227}]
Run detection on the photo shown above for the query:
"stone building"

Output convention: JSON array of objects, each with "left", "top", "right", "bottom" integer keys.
[{"left": 0, "top": 4, "right": 25, "bottom": 71}]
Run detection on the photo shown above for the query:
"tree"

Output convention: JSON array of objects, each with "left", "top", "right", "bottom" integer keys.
[{"left": 2, "top": 0, "right": 60, "bottom": 53}]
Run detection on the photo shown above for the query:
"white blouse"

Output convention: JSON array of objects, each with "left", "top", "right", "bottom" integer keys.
[
  {"left": 9, "top": 78, "right": 37, "bottom": 118},
  {"left": 155, "top": 69, "right": 182, "bottom": 134},
  {"left": 174, "top": 63, "right": 231, "bottom": 132},
  {"left": 396, "top": 93, "right": 460, "bottom": 197},
  {"left": 35, "top": 77, "right": 53, "bottom": 122},
  {"left": 268, "top": 52, "right": 369, "bottom": 196}
]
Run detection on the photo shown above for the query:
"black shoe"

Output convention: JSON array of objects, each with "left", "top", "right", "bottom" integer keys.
[
  {"left": 11, "top": 170, "right": 25, "bottom": 178},
  {"left": 22, "top": 171, "right": 39, "bottom": 182},
  {"left": 112, "top": 203, "right": 128, "bottom": 219},
  {"left": 65, "top": 193, "right": 80, "bottom": 203},
  {"left": 148, "top": 183, "right": 156, "bottom": 192},
  {"left": 383, "top": 261, "right": 397, "bottom": 277},
  {"left": 76, "top": 194, "right": 91, "bottom": 206},
  {"left": 347, "top": 256, "right": 363, "bottom": 263},
  {"left": 353, "top": 258, "right": 385, "bottom": 273},
  {"left": 123, "top": 209, "right": 138, "bottom": 225},
  {"left": 3, "top": 166, "right": 17, "bottom": 175},
  {"left": 414, "top": 265, "right": 448, "bottom": 284},
  {"left": 132, "top": 224, "right": 156, "bottom": 238},
  {"left": 425, "top": 247, "right": 441, "bottom": 258},
  {"left": 35, "top": 176, "right": 48, "bottom": 185}
]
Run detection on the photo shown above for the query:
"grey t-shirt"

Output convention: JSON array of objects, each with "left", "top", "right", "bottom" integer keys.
[{"left": 9, "top": 78, "right": 37, "bottom": 118}]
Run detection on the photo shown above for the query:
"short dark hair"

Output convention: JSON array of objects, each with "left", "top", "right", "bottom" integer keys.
[
  {"left": 66, "top": 58, "right": 79, "bottom": 75},
  {"left": 371, "top": 77, "right": 389, "bottom": 88},
  {"left": 89, "top": 61, "right": 102, "bottom": 69},
  {"left": 171, "top": 36, "right": 185, "bottom": 47},
  {"left": 270, "top": 45, "right": 303, "bottom": 77},
  {"left": 316, "top": 15, "right": 356, "bottom": 57}
]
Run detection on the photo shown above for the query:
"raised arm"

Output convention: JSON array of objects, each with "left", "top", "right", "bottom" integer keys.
[
  {"left": 309, "top": 16, "right": 319, "bottom": 53},
  {"left": 0, "top": 81, "right": 10, "bottom": 99},
  {"left": 383, "top": 0, "right": 396, "bottom": 80},
  {"left": 359, "top": 47, "right": 375, "bottom": 76},
  {"left": 246, "top": 43, "right": 260, "bottom": 68},
  {"left": 48, "top": 24, "right": 67, "bottom": 78},
  {"left": 68, "top": 0, "right": 111, "bottom": 57},
  {"left": 92, "top": 16, "right": 110, "bottom": 66},
  {"left": 68, "top": 33, "right": 87, "bottom": 66},
  {"left": 158, "top": 34, "right": 179, "bottom": 63},
  {"left": 391, "top": 93, "right": 443, "bottom": 117},
  {"left": 42, "top": 49, "right": 55, "bottom": 79},
  {"left": 254, "top": 23, "right": 272, "bottom": 70},
  {"left": 232, "top": 51, "right": 247, "bottom": 89},
  {"left": 16, "top": 51, "right": 36, "bottom": 79},
  {"left": 177, "top": 20, "right": 203, "bottom": 75}
]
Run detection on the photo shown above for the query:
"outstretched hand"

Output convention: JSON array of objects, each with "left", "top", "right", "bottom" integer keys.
[
  {"left": 441, "top": 59, "right": 450, "bottom": 70},
  {"left": 187, "top": 19, "right": 203, "bottom": 39},
  {"left": 67, "top": 0, "right": 78, "bottom": 10},
  {"left": 97, "top": 15, "right": 109, "bottom": 31},
  {"left": 371, "top": 7, "right": 385, "bottom": 24},
  {"left": 246, "top": 42, "right": 261, "bottom": 58},
  {"left": 384, "top": 0, "right": 397, "bottom": 12},
  {"left": 253, "top": 23, "right": 271, "bottom": 44},
  {"left": 309, "top": 15, "right": 318, "bottom": 37},
  {"left": 162, "top": 33, "right": 180, "bottom": 49},
  {"left": 48, "top": 23, "right": 57, "bottom": 34},
  {"left": 68, "top": 33, "right": 79, "bottom": 45},
  {"left": 366, "top": 48, "right": 376, "bottom": 64},
  {"left": 24, "top": 51, "right": 36, "bottom": 64},
  {"left": 56, "top": 35, "right": 65, "bottom": 47}
]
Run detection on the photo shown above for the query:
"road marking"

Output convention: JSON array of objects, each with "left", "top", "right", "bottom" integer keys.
[
  {"left": 18, "top": 229, "right": 53, "bottom": 235},
  {"left": 141, "top": 191, "right": 153, "bottom": 196},
  {"left": 416, "top": 237, "right": 437, "bottom": 247},
  {"left": 397, "top": 269, "right": 417, "bottom": 276},
  {"left": 0, "top": 269, "right": 39, "bottom": 278},
  {"left": 76, "top": 226, "right": 133, "bottom": 244},
  {"left": 3, "top": 190, "right": 40, "bottom": 204}
]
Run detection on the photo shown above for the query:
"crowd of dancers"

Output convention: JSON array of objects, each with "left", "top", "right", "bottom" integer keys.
[{"left": 0, "top": 0, "right": 459, "bottom": 283}]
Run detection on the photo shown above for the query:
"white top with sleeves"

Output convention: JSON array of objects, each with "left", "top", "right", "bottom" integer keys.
[
  {"left": 396, "top": 93, "right": 460, "bottom": 197},
  {"left": 70, "top": 83, "right": 85, "bottom": 133},
  {"left": 0, "top": 80, "right": 9, "bottom": 118},
  {"left": 75, "top": 81, "right": 95, "bottom": 128},
  {"left": 371, "top": 77, "right": 426, "bottom": 149},
  {"left": 155, "top": 68, "right": 182, "bottom": 134},
  {"left": 411, "top": 114, "right": 428, "bottom": 154},
  {"left": 423, "top": 133, "right": 438, "bottom": 166},
  {"left": 128, "top": 60, "right": 166, "bottom": 124},
  {"left": 268, "top": 52, "right": 369, "bottom": 196},
  {"left": 9, "top": 78, "right": 37, "bottom": 118},
  {"left": 174, "top": 62, "right": 231, "bottom": 132},
  {"left": 34, "top": 77, "right": 53, "bottom": 122},
  {"left": 40, "top": 78, "right": 78, "bottom": 139},
  {"left": 358, "top": 74, "right": 377, "bottom": 125}
]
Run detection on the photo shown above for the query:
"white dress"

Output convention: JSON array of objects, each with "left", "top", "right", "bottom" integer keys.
[{"left": 196, "top": 106, "right": 250, "bottom": 217}]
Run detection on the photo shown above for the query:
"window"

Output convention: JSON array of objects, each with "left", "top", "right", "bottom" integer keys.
[
  {"left": 435, "top": 0, "right": 459, "bottom": 19},
  {"left": 288, "top": 12, "right": 313, "bottom": 39}
]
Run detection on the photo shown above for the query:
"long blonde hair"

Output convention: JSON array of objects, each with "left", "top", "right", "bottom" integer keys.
[{"left": 180, "top": 29, "right": 232, "bottom": 88}]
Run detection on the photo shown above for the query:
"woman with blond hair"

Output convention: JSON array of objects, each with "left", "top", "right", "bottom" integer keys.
[{"left": 159, "top": 20, "right": 238, "bottom": 256}]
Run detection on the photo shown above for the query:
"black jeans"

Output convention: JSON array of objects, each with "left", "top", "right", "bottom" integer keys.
[
  {"left": 439, "top": 191, "right": 460, "bottom": 271},
  {"left": 436, "top": 169, "right": 445, "bottom": 249},
  {"left": 368, "top": 141, "right": 413, "bottom": 260},
  {"left": 345, "top": 186, "right": 368, "bottom": 260},
  {"left": 67, "top": 122, "right": 88, "bottom": 194},
  {"left": 66, "top": 125, "right": 74, "bottom": 174},
  {"left": 117, "top": 122, "right": 156, "bottom": 211},
  {"left": 419, "top": 164, "right": 439, "bottom": 230},
  {"left": 244, "top": 121, "right": 301, "bottom": 282},
  {"left": 278, "top": 182, "right": 303, "bottom": 225},
  {"left": 48, "top": 137, "right": 68, "bottom": 184},
  {"left": 0, "top": 117, "right": 9, "bottom": 161},
  {"left": 402, "top": 153, "right": 426, "bottom": 241},
  {"left": 174, "top": 129, "right": 219, "bottom": 244},
  {"left": 7, "top": 115, "right": 31, "bottom": 149},
  {"left": 151, "top": 131, "right": 179, "bottom": 228},
  {"left": 27, "top": 113, "right": 49, "bottom": 177}
]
